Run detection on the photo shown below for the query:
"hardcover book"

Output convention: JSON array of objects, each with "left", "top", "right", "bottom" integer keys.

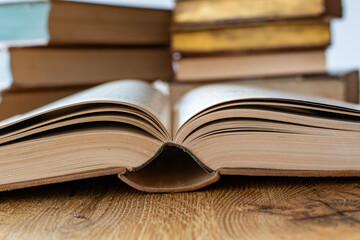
[
  {"left": 0, "top": 47, "right": 173, "bottom": 88},
  {"left": 173, "top": 0, "right": 341, "bottom": 31},
  {"left": 0, "top": 0, "right": 171, "bottom": 46},
  {"left": 174, "top": 49, "right": 327, "bottom": 81},
  {"left": 1, "top": 80, "right": 360, "bottom": 192},
  {"left": 172, "top": 21, "right": 331, "bottom": 54}
]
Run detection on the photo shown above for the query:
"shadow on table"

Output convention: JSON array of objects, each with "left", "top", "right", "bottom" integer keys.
[{"left": 0, "top": 174, "right": 359, "bottom": 199}]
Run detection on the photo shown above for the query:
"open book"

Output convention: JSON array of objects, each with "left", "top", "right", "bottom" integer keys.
[{"left": 1, "top": 80, "right": 360, "bottom": 192}]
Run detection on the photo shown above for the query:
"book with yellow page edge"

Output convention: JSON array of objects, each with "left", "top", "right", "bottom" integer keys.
[
  {"left": 1, "top": 80, "right": 360, "bottom": 193},
  {"left": 171, "top": 0, "right": 342, "bottom": 81},
  {"left": 173, "top": 0, "right": 341, "bottom": 31},
  {"left": 171, "top": 0, "right": 342, "bottom": 54}
]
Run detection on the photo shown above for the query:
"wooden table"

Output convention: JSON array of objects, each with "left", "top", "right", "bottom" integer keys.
[{"left": 0, "top": 175, "right": 359, "bottom": 239}]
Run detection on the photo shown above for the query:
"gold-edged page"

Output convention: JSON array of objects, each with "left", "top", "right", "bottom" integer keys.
[
  {"left": 0, "top": 80, "right": 171, "bottom": 134},
  {"left": 174, "top": 84, "right": 360, "bottom": 133}
]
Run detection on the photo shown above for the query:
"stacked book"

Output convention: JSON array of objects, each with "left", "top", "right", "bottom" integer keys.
[
  {"left": 0, "top": 0, "right": 173, "bottom": 120},
  {"left": 171, "top": 0, "right": 359, "bottom": 103}
]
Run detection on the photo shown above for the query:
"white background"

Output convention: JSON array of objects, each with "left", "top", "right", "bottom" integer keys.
[{"left": 327, "top": 0, "right": 360, "bottom": 71}]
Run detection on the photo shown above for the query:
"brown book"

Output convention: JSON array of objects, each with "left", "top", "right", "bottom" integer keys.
[
  {"left": 170, "top": 71, "right": 359, "bottom": 105},
  {"left": 172, "top": 21, "right": 331, "bottom": 54},
  {"left": 2, "top": 0, "right": 171, "bottom": 45},
  {"left": 174, "top": 49, "right": 326, "bottom": 81},
  {"left": 173, "top": 0, "right": 342, "bottom": 31},
  {"left": 2, "top": 47, "right": 173, "bottom": 88},
  {"left": 1, "top": 79, "right": 360, "bottom": 193},
  {"left": 0, "top": 86, "right": 90, "bottom": 121}
]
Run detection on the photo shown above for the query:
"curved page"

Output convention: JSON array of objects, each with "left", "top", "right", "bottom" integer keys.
[
  {"left": 175, "top": 84, "right": 360, "bottom": 131},
  {"left": 0, "top": 80, "right": 171, "bottom": 134}
]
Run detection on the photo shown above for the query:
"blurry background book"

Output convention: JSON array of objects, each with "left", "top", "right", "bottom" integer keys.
[
  {"left": 0, "top": 0, "right": 360, "bottom": 120},
  {"left": 172, "top": 0, "right": 339, "bottom": 81}
]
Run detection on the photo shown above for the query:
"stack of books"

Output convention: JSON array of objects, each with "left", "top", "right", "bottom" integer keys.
[
  {"left": 171, "top": 0, "right": 359, "bottom": 103},
  {"left": 0, "top": 0, "right": 173, "bottom": 120}
]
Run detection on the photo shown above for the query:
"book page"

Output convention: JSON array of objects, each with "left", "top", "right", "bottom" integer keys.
[
  {"left": 0, "top": 80, "right": 171, "bottom": 132},
  {"left": 174, "top": 84, "right": 360, "bottom": 131}
]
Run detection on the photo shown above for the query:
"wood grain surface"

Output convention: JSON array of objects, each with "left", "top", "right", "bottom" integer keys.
[{"left": 0, "top": 176, "right": 359, "bottom": 239}]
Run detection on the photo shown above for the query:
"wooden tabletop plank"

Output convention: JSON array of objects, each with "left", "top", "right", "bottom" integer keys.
[{"left": 0, "top": 176, "right": 359, "bottom": 239}]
